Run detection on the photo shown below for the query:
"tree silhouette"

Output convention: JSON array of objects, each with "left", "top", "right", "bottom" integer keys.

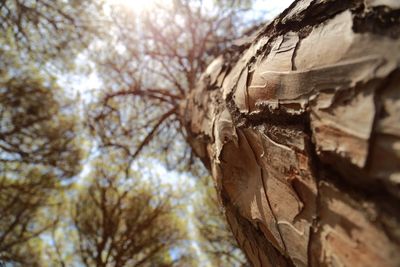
[{"left": 72, "top": 151, "right": 187, "bottom": 267}]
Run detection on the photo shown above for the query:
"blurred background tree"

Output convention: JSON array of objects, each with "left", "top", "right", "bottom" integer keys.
[
  {"left": 0, "top": 1, "right": 98, "bottom": 264},
  {"left": 0, "top": 0, "right": 103, "bottom": 70},
  {"left": 71, "top": 150, "right": 187, "bottom": 267},
  {"left": 0, "top": 46, "right": 83, "bottom": 265}
]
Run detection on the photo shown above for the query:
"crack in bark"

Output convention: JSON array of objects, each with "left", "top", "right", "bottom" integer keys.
[
  {"left": 260, "top": 168, "right": 288, "bottom": 254},
  {"left": 353, "top": 5, "right": 400, "bottom": 38},
  {"left": 291, "top": 38, "right": 301, "bottom": 71}
]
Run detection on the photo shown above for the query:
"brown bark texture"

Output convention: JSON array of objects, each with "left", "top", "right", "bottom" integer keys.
[{"left": 181, "top": 0, "right": 400, "bottom": 266}]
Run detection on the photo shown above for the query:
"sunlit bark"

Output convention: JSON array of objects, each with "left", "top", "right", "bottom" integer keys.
[{"left": 183, "top": 0, "right": 400, "bottom": 266}]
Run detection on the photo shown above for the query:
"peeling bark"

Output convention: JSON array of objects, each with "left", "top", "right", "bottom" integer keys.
[{"left": 181, "top": 0, "right": 400, "bottom": 266}]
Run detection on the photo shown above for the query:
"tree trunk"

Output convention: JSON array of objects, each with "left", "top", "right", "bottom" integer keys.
[{"left": 181, "top": 0, "right": 400, "bottom": 266}]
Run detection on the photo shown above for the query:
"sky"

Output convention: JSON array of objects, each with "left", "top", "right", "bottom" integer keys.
[{"left": 255, "top": 0, "right": 295, "bottom": 19}]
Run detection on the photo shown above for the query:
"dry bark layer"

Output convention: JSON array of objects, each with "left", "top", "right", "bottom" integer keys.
[{"left": 182, "top": 0, "right": 400, "bottom": 266}]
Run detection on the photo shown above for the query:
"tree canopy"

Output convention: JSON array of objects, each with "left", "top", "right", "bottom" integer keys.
[
  {"left": 0, "top": 43, "right": 83, "bottom": 265},
  {"left": 71, "top": 150, "right": 186, "bottom": 267}
]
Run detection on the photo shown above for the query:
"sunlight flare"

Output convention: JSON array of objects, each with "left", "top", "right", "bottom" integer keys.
[{"left": 108, "top": 0, "right": 158, "bottom": 12}]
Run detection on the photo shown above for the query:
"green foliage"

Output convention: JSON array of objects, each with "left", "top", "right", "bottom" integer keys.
[
  {"left": 0, "top": 85, "right": 82, "bottom": 265},
  {"left": 0, "top": 28, "right": 84, "bottom": 265},
  {"left": 0, "top": 170, "right": 54, "bottom": 266},
  {"left": 71, "top": 150, "right": 187, "bottom": 267},
  {"left": 0, "top": 77, "right": 83, "bottom": 178},
  {"left": 0, "top": 0, "right": 104, "bottom": 70}
]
